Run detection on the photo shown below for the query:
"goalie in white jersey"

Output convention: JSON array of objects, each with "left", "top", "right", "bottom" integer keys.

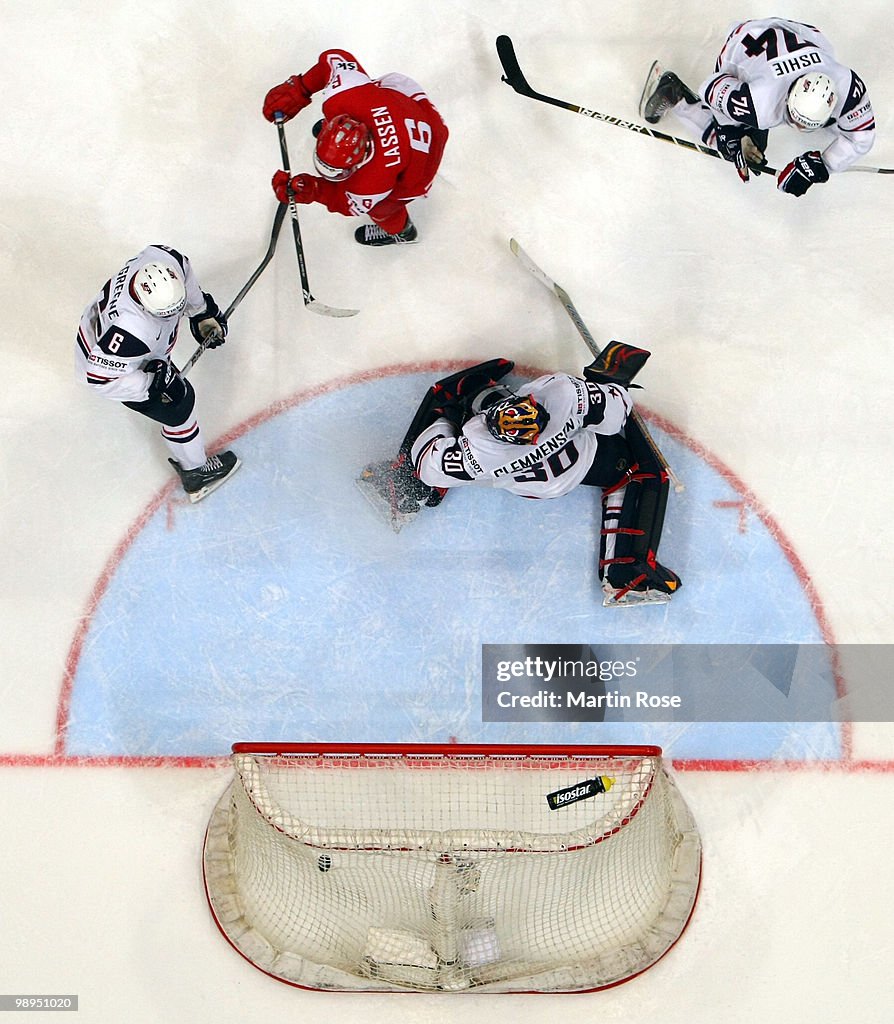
[
  {"left": 75, "top": 244, "right": 239, "bottom": 502},
  {"left": 640, "top": 17, "right": 875, "bottom": 196},
  {"left": 406, "top": 359, "right": 681, "bottom": 604}
]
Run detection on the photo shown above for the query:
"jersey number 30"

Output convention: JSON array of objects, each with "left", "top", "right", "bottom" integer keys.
[{"left": 512, "top": 442, "right": 580, "bottom": 483}]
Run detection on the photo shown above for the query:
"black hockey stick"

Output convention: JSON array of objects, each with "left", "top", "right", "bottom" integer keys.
[
  {"left": 275, "top": 118, "right": 359, "bottom": 317},
  {"left": 182, "top": 202, "right": 287, "bottom": 377},
  {"left": 497, "top": 35, "right": 894, "bottom": 176},
  {"left": 510, "top": 238, "right": 683, "bottom": 493}
]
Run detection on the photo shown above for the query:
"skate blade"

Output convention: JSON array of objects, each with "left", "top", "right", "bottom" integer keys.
[
  {"left": 355, "top": 464, "right": 417, "bottom": 533},
  {"left": 602, "top": 585, "right": 673, "bottom": 608},
  {"left": 637, "top": 59, "right": 663, "bottom": 121},
  {"left": 186, "top": 458, "right": 242, "bottom": 503}
]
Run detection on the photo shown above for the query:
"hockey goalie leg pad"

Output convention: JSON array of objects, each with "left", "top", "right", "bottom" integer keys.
[{"left": 598, "top": 462, "right": 681, "bottom": 604}]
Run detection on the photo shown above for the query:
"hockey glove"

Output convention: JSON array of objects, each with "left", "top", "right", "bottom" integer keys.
[
  {"left": 145, "top": 359, "right": 187, "bottom": 406},
  {"left": 272, "top": 170, "right": 321, "bottom": 205},
  {"left": 777, "top": 151, "right": 829, "bottom": 197},
  {"left": 741, "top": 128, "right": 769, "bottom": 175},
  {"left": 712, "top": 121, "right": 752, "bottom": 182},
  {"left": 262, "top": 75, "right": 312, "bottom": 123},
  {"left": 189, "top": 292, "right": 227, "bottom": 346}
]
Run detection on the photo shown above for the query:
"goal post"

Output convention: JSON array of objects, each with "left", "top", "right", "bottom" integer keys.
[{"left": 203, "top": 743, "right": 701, "bottom": 992}]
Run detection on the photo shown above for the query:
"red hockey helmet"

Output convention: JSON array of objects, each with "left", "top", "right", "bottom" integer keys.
[
  {"left": 485, "top": 393, "right": 550, "bottom": 445},
  {"left": 313, "top": 114, "right": 373, "bottom": 181}
]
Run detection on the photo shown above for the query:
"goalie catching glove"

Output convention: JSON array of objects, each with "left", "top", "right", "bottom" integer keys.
[{"left": 189, "top": 292, "right": 227, "bottom": 347}]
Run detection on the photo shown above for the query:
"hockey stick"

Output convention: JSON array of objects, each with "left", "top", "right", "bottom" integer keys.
[
  {"left": 509, "top": 238, "right": 684, "bottom": 493},
  {"left": 275, "top": 118, "right": 359, "bottom": 317},
  {"left": 182, "top": 202, "right": 287, "bottom": 377},
  {"left": 497, "top": 35, "right": 894, "bottom": 176}
]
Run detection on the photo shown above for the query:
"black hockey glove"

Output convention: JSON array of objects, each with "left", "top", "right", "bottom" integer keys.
[
  {"left": 741, "top": 128, "right": 769, "bottom": 176},
  {"left": 145, "top": 359, "right": 187, "bottom": 406},
  {"left": 712, "top": 121, "right": 754, "bottom": 182},
  {"left": 189, "top": 293, "right": 228, "bottom": 346},
  {"left": 777, "top": 151, "right": 829, "bottom": 197}
]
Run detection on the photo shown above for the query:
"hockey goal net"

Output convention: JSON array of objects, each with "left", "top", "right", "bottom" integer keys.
[{"left": 203, "top": 743, "right": 701, "bottom": 992}]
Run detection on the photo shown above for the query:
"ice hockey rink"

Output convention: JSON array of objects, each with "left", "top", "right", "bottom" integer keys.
[{"left": 3, "top": 0, "right": 893, "bottom": 1020}]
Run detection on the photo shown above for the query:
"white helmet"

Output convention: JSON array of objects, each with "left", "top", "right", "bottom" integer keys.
[
  {"left": 786, "top": 73, "right": 836, "bottom": 131},
  {"left": 132, "top": 262, "right": 186, "bottom": 317}
]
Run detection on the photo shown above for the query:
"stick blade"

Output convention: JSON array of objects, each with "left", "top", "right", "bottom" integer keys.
[
  {"left": 509, "top": 237, "right": 556, "bottom": 291},
  {"left": 496, "top": 35, "right": 532, "bottom": 95},
  {"left": 307, "top": 299, "right": 360, "bottom": 318}
]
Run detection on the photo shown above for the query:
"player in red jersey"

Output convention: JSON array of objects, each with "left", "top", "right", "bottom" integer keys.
[{"left": 263, "top": 48, "right": 449, "bottom": 246}]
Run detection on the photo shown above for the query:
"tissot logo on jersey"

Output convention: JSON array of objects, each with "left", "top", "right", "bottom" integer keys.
[
  {"left": 458, "top": 435, "right": 484, "bottom": 475},
  {"left": 88, "top": 353, "right": 128, "bottom": 371},
  {"left": 492, "top": 417, "right": 576, "bottom": 477}
]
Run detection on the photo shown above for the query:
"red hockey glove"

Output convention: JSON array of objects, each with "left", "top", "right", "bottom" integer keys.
[
  {"left": 262, "top": 75, "right": 312, "bottom": 123},
  {"left": 777, "top": 151, "right": 830, "bottom": 197},
  {"left": 271, "top": 171, "right": 321, "bottom": 205}
]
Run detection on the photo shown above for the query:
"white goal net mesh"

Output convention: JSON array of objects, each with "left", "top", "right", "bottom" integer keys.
[{"left": 203, "top": 745, "right": 701, "bottom": 992}]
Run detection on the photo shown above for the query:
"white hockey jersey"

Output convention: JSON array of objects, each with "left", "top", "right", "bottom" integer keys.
[
  {"left": 701, "top": 18, "right": 875, "bottom": 173},
  {"left": 75, "top": 245, "right": 207, "bottom": 403},
  {"left": 411, "top": 373, "right": 633, "bottom": 499}
]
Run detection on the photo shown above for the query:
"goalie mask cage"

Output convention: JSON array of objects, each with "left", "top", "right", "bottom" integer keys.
[{"left": 203, "top": 743, "right": 701, "bottom": 993}]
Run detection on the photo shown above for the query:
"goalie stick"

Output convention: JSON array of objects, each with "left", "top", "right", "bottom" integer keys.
[
  {"left": 275, "top": 118, "right": 360, "bottom": 318},
  {"left": 496, "top": 35, "right": 894, "bottom": 176},
  {"left": 182, "top": 202, "right": 287, "bottom": 377},
  {"left": 509, "top": 238, "right": 683, "bottom": 494}
]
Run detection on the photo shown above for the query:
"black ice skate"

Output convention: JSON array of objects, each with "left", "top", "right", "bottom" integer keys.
[
  {"left": 601, "top": 556, "right": 682, "bottom": 608},
  {"left": 354, "top": 218, "right": 419, "bottom": 247},
  {"left": 169, "top": 450, "right": 241, "bottom": 503},
  {"left": 639, "top": 61, "right": 699, "bottom": 124}
]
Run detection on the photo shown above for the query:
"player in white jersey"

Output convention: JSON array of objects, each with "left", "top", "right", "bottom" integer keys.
[
  {"left": 75, "top": 244, "right": 239, "bottom": 502},
  {"left": 640, "top": 17, "right": 875, "bottom": 196},
  {"left": 406, "top": 362, "right": 681, "bottom": 603}
]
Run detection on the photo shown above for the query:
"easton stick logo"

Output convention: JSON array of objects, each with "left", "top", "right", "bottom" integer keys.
[{"left": 546, "top": 776, "right": 615, "bottom": 810}]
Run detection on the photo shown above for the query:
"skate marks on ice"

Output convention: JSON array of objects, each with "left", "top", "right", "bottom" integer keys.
[{"left": 60, "top": 368, "right": 837, "bottom": 759}]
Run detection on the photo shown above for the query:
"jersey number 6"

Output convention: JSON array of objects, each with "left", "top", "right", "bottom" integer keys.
[{"left": 405, "top": 119, "right": 433, "bottom": 154}]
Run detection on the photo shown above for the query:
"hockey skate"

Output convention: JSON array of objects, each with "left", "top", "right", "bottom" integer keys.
[
  {"left": 601, "top": 558, "right": 682, "bottom": 608},
  {"left": 354, "top": 218, "right": 418, "bottom": 247},
  {"left": 169, "top": 450, "right": 241, "bottom": 503},
  {"left": 639, "top": 61, "right": 699, "bottom": 124},
  {"left": 356, "top": 454, "right": 445, "bottom": 532}
]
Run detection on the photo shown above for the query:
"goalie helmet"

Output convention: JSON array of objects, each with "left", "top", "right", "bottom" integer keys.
[
  {"left": 132, "top": 262, "right": 186, "bottom": 317},
  {"left": 484, "top": 393, "right": 550, "bottom": 445},
  {"left": 313, "top": 114, "right": 373, "bottom": 181},
  {"left": 786, "top": 73, "right": 836, "bottom": 131}
]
